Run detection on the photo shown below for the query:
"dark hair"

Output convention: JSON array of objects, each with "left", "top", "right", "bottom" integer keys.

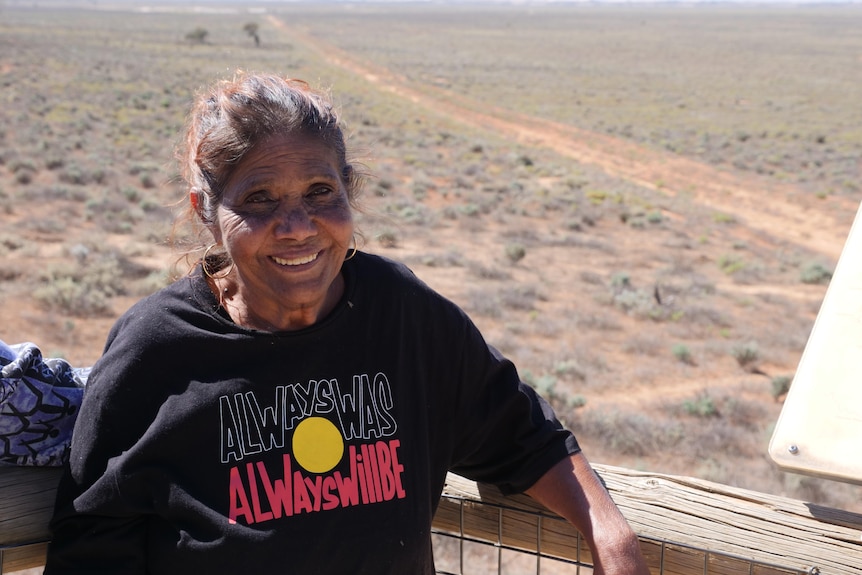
[{"left": 175, "top": 72, "right": 363, "bottom": 273}]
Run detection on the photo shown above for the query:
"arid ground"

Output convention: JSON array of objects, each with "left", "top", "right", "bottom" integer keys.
[{"left": 1, "top": 2, "right": 861, "bottom": 512}]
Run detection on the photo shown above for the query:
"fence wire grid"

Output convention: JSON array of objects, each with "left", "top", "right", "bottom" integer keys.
[
  {"left": 431, "top": 494, "right": 814, "bottom": 575},
  {"left": 0, "top": 496, "right": 818, "bottom": 575}
]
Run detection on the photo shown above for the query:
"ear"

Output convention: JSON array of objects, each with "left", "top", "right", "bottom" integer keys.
[
  {"left": 191, "top": 188, "right": 222, "bottom": 243},
  {"left": 190, "top": 188, "right": 203, "bottom": 217}
]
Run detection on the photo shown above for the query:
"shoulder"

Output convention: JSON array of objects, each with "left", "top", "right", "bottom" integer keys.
[
  {"left": 91, "top": 268, "right": 219, "bottom": 380},
  {"left": 349, "top": 251, "right": 420, "bottom": 283},
  {"left": 349, "top": 251, "right": 444, "bottom": 299},
  {"left": 346, "top": 251, "right": 479, "bottom": 338},
  {"left": 106, "top": 268, "right": 213, "bottom": 346},
  {"left": 81, "top": 269, "right": 218, "bottom": 415},
  {"left": 347, "top": 251, "right": 461, "bottom": 312}
]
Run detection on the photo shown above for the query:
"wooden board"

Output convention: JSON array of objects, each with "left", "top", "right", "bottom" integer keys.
[
  {"left": 3, "top": 464, "right": 862, "bottom": 574},
  {"left": 439, "top": 465, "right": 862, "bottom": 575},
  {"left": 769, "top": 200, "right": 862, "bottom": 485},
  {"left": 0, "top": 466, "right": 62, "bottom": 573}
]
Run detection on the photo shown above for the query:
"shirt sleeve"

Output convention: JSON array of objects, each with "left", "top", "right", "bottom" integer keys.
[
  {"left": 446, "top": 316, "right": 580, "bottom": 495},
  {"left": 47, "top": 474, "right": 149, "bottom": 575},
  {"left": 46, "top": 313, "right": 164, "bottom": 574}
]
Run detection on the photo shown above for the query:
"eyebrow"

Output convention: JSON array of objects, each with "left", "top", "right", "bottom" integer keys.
[{"left": 239, "top": 164, "right": 342, "bottom": 189}]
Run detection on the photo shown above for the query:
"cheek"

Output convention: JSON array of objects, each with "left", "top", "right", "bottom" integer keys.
[
  {"left": 217, "top": 213, "right": 262, "bottom": 252},
  {"left": 316, "top": 202, "right": 354, "bottom": 235}
]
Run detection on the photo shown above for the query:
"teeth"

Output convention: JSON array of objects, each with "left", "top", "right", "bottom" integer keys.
[{"left": 273, "top": 253, "right": 318, "bottom": 266}]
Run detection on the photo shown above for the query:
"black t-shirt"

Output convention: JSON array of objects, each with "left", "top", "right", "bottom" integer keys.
[{"left": 47, "top": 252, "right": 579, "bottom": 574}]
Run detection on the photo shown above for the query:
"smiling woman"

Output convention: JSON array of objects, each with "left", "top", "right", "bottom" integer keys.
[
  {"left": 181, "top": 75, "right": 360, "bottom": 332},
  {"left": 44, "top": 72, "right": 648, "bottom": 575},
  {"left": 205, "top": 131, "right": 355, "bottom": 332}
]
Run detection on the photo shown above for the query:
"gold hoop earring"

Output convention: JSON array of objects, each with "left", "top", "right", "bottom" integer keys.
[
  {"left": 344, "top": 235, "right": 358, "bottom": 261},
  {"left": 202, "top": 244, "right": 234, "bottom": 279}
]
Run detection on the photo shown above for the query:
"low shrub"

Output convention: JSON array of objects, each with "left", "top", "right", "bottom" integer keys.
[
  {"left": 33, "top": 253, "right": 128, "bottom": 317},
  {"left": 34, "top": 276, "right": 112, "bottom": 316},
  {"left": 683, "top": 393, "right": 719, "bottom": 418},
  {"left": 551, "top": 359, "right": 586, "bottom": 381},
  {"left": 500, "top": 285, "right": 542, "bottom": 311},
  {"left": 718, "top": 254, "right": 745, "bottom": 275},
  {"left": 572, "top": 410, "right": 686, "bottom": 457},
  {"left": 731, "top": 341, "right": 760, "bottom": 370},
  {"left": 504, "top": 242, "right": 526, "bottom": 264},
  {"left": 770, "top": 375, "right": 793, "bottom": 400},
  {"left": 375, "top": 229, "right": 398, "bottom": 248},
  {"left": 672, "top": 343, "right": 695, "bottom": 365},
  {"left": 799, "top": 262, "right": 832, "bottom": 284}
]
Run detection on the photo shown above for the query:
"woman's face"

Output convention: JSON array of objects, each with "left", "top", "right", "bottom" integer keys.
[{"left": 210, "top": 131, "right": 354, "bottom": 327}]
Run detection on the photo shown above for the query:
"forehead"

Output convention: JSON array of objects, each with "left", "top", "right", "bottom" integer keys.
[{"left": 228, "top": 131, "right": 342, "bottom": 186}]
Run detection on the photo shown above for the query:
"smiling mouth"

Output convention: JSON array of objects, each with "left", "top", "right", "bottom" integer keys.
[{"left": 272, "top": 252, "right": 319, "bottom": 267}]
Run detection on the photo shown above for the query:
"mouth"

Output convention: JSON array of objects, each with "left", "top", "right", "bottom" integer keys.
[{"left": 271, "top": 252, "right": 319, "bottom": 267}]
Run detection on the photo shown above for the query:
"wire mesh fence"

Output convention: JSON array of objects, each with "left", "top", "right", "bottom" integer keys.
[
  {"left": 0, "top": 494, "right": 828, "bottom": 575},
  {"left": 431, "top": 493, "right": 814, "bottom": 575},
  {"left": 2, "top": 465, "right": 848, "bottom": 575}
]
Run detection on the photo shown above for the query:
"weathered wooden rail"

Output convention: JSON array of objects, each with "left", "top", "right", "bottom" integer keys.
[
  {"left": 0, "top": 466, "right": 60, "bottom": 574},
  {"left": 2, "top": 464, "right": 861, "bottom": 574},
  {"left": 434, "top": 466, "right": 862, "bottom": 574}
]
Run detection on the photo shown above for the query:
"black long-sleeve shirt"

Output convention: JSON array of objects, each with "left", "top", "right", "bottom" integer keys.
[{"left": 47, "top": 252, "right": 579, "bottom": 574}]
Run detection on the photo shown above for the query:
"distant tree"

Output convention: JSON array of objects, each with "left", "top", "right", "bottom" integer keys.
[
  {"left": 243, "top": 22, "right": 260, "bottom": 47},
  {"left": 185, "top": 27, "right": 208, "bottom": 45}
]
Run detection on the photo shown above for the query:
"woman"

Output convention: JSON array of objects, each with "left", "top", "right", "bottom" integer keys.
[{"left": 47, "top": 73, "right": 648, "bottom": 574}]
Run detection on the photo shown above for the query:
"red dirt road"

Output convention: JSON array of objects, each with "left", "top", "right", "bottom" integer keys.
[{"left": 269, "top": 16, "right": 856, "bottom": 263}]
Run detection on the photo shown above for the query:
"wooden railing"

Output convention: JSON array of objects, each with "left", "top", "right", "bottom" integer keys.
[
  {"left": 433, "top": 466, "right": 862, "bottom": 574},
  {"left": 0, "top": 466, "right": 60, "bottom": 574},
  {"left": 2, "top": 464, "right": 861, "bottom": 574}
]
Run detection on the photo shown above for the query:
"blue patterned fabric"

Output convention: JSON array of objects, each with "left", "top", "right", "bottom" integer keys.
[{"left": 0, "top": 340, "right": 88, "bottom": 466}]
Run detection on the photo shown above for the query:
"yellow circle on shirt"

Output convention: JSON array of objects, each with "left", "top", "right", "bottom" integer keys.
[{"left": 292, "top": 417, "right": 345, "bottom": 473}]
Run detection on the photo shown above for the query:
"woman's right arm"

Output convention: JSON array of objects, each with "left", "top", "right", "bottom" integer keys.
[
  {"left": 46, "top": 326, "right": 157, "bottom": 574},
  {"left": 46, "top": 385, "right": 152, "bottom": 573},
  {"left": 47, "top": 484, "right": 149, "bottom": 574}
]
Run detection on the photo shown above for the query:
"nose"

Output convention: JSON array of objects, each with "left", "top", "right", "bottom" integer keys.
[{"left": 274, "top": 203, "right": 317, "bottom": 241}]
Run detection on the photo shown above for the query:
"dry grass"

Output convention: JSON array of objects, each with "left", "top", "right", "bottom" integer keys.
[{"left": 1, "top": 3, "right": 860, "bottom": 513}]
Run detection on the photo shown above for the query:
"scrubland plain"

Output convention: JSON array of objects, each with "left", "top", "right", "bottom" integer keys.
[{"left": 1, "top": 2, "right": 861, "bottom": 513}]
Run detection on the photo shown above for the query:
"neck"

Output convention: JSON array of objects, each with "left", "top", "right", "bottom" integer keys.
[{"left": 210, "top": 274, "right": 345, "bottom": 332}]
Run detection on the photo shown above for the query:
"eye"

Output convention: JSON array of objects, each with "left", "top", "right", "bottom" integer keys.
[
  {"left": 307, "top": 184, "right": 338, "bottom": 202},
  {"left": 232, "top": 190, "right": 277, "bottom": 214},
  {"left": 245, "top": 190, "right": 274, "bottom": 204},
  {"left": 309, "top": 184, "right": 334, "bottom": 197}
]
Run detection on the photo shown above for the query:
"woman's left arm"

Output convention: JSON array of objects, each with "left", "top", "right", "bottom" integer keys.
[{"left": 525, "top": 452, "right": 650, "bottom": 575}]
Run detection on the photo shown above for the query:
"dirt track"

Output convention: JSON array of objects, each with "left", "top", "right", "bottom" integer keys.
[
  {"left": 269, "top": 16, "right": 855, "bottom": 262},
  {"left": 263, "top": 15, "right": 862, "bottom": 415}
]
